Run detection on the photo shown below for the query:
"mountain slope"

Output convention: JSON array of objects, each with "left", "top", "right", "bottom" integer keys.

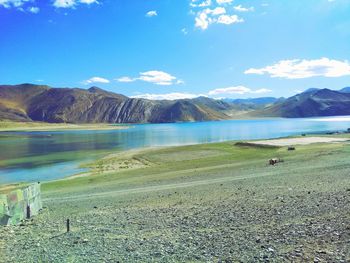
[
  {"left": 2, "top": 84, "right": 350, "bottom": 123},
  {"left": 0, "top": 84, "right": 50, "bottom": 121},
  {"left": 254, "top": 89, "right": 350, "bottom": 118},
  {"left": 339, "top": 87, "right": 350, "bottom": 93},
  {"left": 0, "top": 84, "right": 233, "bottom": 123},
  {"left": 224, "top": 97, "right": 280, "bottom": 106}
]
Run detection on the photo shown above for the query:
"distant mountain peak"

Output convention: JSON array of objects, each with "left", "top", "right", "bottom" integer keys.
[
  {"left": 88, "top": 86, "right": 103, "bottom": 92},
  {"left": 302, "top": 88, "right": 320, "bottom": 94},
  {"left": 88, "top": 86, "right": 128, "bottom": 99},
  {"left": 255, "top": 88, "right": 350, "bottom": 118},
  {"left": 340, "top": 87, "right": 350, "bottom": 93}
]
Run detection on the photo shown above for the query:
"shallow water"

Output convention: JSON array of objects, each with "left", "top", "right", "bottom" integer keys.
[{"left": 1, "top": 117, "right": 350, "bottom": 184}]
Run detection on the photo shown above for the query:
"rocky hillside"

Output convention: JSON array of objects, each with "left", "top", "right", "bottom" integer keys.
[
  {"left": 223, "top": 97, "right": 283, "bottom": 111},
  {"left": 254, "top": 89, "right": 350, "bottom": 118},
  {"left": 0, "top": 84, "right": 233, "bottom": 123},
  {"left": 2, "top": 84, "right": 350, "bottom": 123}
]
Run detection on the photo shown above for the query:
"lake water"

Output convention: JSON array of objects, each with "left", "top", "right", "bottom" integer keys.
[{"left": 1, "top": 116, "right": 350, "bottom": 184}]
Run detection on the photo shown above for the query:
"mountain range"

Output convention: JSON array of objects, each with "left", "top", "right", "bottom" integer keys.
[
  {"left": 0, "top": 84, "right": 233, "bottom": 123},
  {"left": 254, "top": 88, "right": 350, "bottom": 118},
  {"left": 0, "top": 84, "right": 349, "bottom": 123}
]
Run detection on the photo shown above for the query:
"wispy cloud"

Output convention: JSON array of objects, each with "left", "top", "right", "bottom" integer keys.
[
  {"left": 53, "top": 0, "right": 98, "bottom": 9},
  {"left": 245, "top": 58, "right": 350, "bottom": 79},
  {"left": 192, "top": 1, "right": 245, "bottom": 30},
  {"left": 233, "top": 5, "right": 254, "bottom": 12},
  {"left": 208, "top": 86, "right": 272, "bottom": 95},
  {"left": 28, "top": 6, "right": 39, "bottom": 13},
  {"left": 82, "top": 76, "right": 110, "bottom": 85},
  {"left": 216, "top": 0, "right": 233, "bottom": 4},
  {"left": 190, "top": 0, "right": 212, "bottom": 8},
  {"left": 117, "top": 76, "right": 135, "bottom": 83},
  {"left": 217, "top": 15, "right": 244, "bottom": 25},
  {"left": 145, "top": 10, "right": 157, "bottom": 17},
  {"left": 139, "top": 71, "right": 178, "bottom": 85},
  {"left": 0, "top": 0, "right": 34, "bottom": 10},
  {"left": 117, "top": 70, "right": 182, "bottom": 86},
  {"left": 0, "top": 0, "right": 98, "bottom": 10},
  {"left": 134, "top": 86, "right": 271, "bottom": 100},
  {"left": 132, "top": 92, "right": 202, "bottom": 100}
]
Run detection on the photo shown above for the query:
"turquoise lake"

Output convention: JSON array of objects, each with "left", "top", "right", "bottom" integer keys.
[{"left": 1, "top": 116, "right": 350, "bottom": 184}]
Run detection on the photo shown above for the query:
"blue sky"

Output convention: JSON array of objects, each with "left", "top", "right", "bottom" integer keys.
[{"left": 1, "top": 0, "right": 350, "bottom": 100}]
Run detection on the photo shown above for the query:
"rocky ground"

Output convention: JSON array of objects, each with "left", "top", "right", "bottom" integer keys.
[{"left": 1, "top": 140, "right": 350, "bottom": 262}]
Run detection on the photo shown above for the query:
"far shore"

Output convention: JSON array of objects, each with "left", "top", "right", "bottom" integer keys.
[{"left": 0, "top": 121, "right": 130, "bottom": 132}]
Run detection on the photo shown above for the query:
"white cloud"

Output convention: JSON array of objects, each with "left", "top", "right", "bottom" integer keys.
[
  {"left": 208, "top": 86, "right": 271, "bottom": 95},
  {"left": 217, "top": 14, "right": 243, "bottom": 25},
  {"left": 0, "top": 0, "right": 98, "bottom": 9},
  {"left": 194, "top": 5, "right": 243, "bottom": 30},
  {"left": 195, "top": 11, "right": 210, "bottom": 29},
  {"left": 80, "top": 0, "right": 97, "bottom": 3},
  {"left": 195, "top": 7, "right": 226, "bottom": 30},
  {"left": 83, "top": 77, "right": 110, "bottom": 85},
  {"left": 132, "top": 92, "right": 202, "bottom": 100},
  {"left": 216, "top": 0, "right": 233, "bottom": 4},
  {"left": 28, "top": 6, "right": 39, "bottom": 13},
  {"left": 139, "top": 71, "right": 177, "bottom": 85},
  {"left": 53, "top": 0, "right": 98, "bottom": 8},
  {"left": 53, "top": 0, "right": 75, "bottom": 8},
  {"left": 206, "top": 6, "right": 226, "bottom": 15},
  {"left": 233, "top": 5, "right": 254, "bottom": 12},
  {"left": 117, "top": 70, "right": 181, "bottom": 86},
  {"left": 254, "top": 88, "right": 272, "bottom": 94},
  {"left": 146, "top": 10, "right": 157, "bottom": 17},
  {"left": 133, "top": 85, "right": 272, "bottom": 100},
  {"left": 245, "top": 58, "right": 350, "bottom": 79},
  {"left": 117, "top": 76, "right": 135, "bottom": 83},
  {"left": 0, "top": 0, "right": 31, "bottom": 8},
  {"left": 190, "top": 0, "right": 212, "bottom": 8}
]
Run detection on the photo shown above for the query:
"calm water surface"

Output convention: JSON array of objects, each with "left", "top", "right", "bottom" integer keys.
[{"left": 1, "top": 117, "right": 350, "bottom": 184}]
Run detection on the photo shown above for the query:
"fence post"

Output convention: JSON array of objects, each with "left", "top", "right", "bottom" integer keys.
[
  {"left": 67, "top": 219, "right": 70, "bottom": 233},
  {"left": 26, "top": 205, "right": 31, "bottom": 219}
]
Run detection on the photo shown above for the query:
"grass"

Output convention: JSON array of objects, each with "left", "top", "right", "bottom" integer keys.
[{"left": 41, "top": 136, "right": 349, "bottom": 197}]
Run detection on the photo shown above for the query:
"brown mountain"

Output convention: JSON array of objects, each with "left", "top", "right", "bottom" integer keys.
[
  {"left": 0, "top": 84, "right": 233, "bottom": 123},
  {"left": 253, "top": 88, "right": 350, "bottom": 118},
  {"left": 2, "top": 84, "right": 349, "bottom": 123}
]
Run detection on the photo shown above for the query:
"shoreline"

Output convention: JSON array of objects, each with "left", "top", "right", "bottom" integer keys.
[
  {"left": 64, "top": 133, "right": 350, "bottom": 180},
  {"left": 1, "top": 115, "right": 349, "bottom": 132},
  {"left": 0, "top": 121, "right": 130, "bottom": 132},
  {"left": 1, "top": 130, "right": 350, "bottom": 188}
]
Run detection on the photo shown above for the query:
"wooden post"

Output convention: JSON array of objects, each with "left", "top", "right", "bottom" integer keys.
[
  {"left": 26, "top": 205, "right": 31, "bottom": 219},
  {"left": 66, "top": 219, "right": 70, "bottom": 232}
]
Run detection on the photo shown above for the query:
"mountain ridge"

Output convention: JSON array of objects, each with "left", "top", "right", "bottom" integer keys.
[
  {"left": 0, "top": 84, "right": 234, "bottom": 123},
  {"left": 1, "top": 84, "right": 350, "bottom": 123},
  {"left": 253, "top": 88, "right": 350, "bottom": 118}
]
